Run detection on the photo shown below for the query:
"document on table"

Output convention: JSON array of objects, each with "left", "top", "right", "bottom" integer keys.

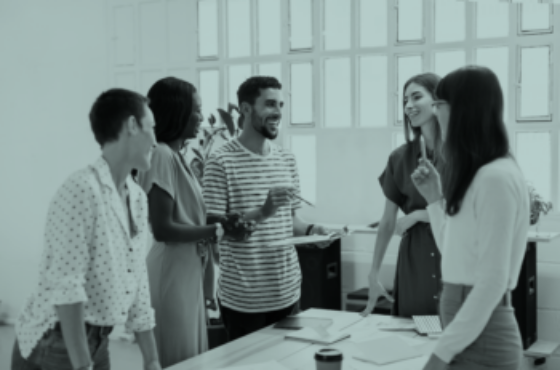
[
  {"left": 212, "top": 360, "right": 290, "bottom": 370},
  {"left": 376, "top": 316, "right": 417, "bottom": 331},
  {"left": 353, "top": 335, "right": 424, "bottom": 365},
  {"left": 284, "top": 327, "right": 350, "bottom": 345},
  {"left": 267, "top": 232, "right": 342, "bottom": 247}
]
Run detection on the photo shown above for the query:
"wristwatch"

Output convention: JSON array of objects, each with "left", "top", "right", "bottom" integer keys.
[{"left": 215, "top": 222, "right": 224, "bottom": 242}]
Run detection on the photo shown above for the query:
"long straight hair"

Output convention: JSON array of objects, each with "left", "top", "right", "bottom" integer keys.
[
  {"left": 147, "top": 77, "right": 197, "bottom": 144},
  {"left": 402, "top": 73, "right": 443, "bottom": 162},
  {"left": 436, "top": 66, "right": 510, "bottom": 216}
]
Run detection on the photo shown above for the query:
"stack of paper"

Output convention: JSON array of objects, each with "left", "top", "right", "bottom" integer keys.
[
  {"left": 525, "top": 340, "right": 559, "bottom": 357},
  {"left": 376, "top": 317, "right": 416, "bottom": 331},
  {"left": 268, "top": 233, "right": 342, "bottom": 247}
]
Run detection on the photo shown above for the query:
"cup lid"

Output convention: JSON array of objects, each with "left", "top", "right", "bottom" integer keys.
[{"left": 314, "top": 348, "right": 343, "bottom": 362}]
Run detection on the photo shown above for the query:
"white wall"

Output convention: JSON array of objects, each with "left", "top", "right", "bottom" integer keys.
[{"left": 0, "top": 0, "right": 109, "bottom": 320}]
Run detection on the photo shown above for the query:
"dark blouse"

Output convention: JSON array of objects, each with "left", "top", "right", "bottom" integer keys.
[{"left": 379, "top": 137, "right": 441, "bottom": 215}]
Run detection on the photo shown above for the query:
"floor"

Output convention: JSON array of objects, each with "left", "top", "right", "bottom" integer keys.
[{"left": 0, "top": 324, "right": 144, "bottom": 369}]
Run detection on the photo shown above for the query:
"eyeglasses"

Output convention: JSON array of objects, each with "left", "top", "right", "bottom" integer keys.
[{"left": 431, "top": 100, "right": 449, "bottom": 110}]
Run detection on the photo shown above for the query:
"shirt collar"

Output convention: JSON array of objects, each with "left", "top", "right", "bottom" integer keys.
[{"left": 91, "top": 156, "right": 135, "bottom": 194}]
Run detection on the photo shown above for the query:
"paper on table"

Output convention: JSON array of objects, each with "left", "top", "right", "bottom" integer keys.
[
  {"left": 376, "top": 316, "right": 417, "bottom": 331},
  {"left": 285, "top": 327, "right": 350, "bottom": 345},
  {"left": 267, "top": 232, "right": 341, "bottom": 247},
  {"left": 212, "top": 360, "right": 290, "bottom": 370},
  {"left": 353, "top": 335, "right": 424, "bottom": 365}
]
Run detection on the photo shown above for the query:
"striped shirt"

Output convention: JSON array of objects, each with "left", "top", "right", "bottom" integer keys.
[{"left": 203, "top": 139, "right": 302, "bottom": 313}]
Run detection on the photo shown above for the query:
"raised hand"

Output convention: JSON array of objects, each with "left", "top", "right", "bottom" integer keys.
[
  {"left": 411, "top": 158, "right": 444, "bottom": 204},
  {"left": 261, "top": 187, "right": 295, "bottom": 218}
]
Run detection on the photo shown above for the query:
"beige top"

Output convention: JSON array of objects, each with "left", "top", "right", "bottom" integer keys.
[{"left": 427, "top": 157, "right": 530, "bottom": 363}]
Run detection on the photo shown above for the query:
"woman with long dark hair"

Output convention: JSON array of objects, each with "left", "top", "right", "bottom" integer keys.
[
  {"left": 412, "top": 66, "right": 529, "bottom": 369},
  {"left": 361, "top": 73, "right": 444, "bottom": 317},
  {"left": 136, "top": 77, "right": 251, "bottom": 367}
]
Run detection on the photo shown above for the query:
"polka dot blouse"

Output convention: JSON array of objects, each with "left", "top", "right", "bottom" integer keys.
[{"left": 15, "top": 157, "right": 155, "bottom": 359}]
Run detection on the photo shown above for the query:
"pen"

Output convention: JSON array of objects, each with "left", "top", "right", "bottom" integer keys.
[
  {"left": 289, "top": 191, "right": 315, "bottom": 207},
  {"left": 420, "top": 135, "right": 427, "bottom": 161}
]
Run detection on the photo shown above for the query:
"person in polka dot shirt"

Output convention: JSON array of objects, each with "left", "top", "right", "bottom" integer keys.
[{"left": 11, "top": 89, "right": 162, "bottom": 370}]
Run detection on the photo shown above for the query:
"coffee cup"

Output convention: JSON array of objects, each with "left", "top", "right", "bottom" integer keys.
[{"left": 315, "top": 348, "right": 343, "bottom": 370}]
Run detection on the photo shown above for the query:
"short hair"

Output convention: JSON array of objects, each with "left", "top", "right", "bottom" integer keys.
[
  {"left": 237, "top": 76, "right": 282, "bottom": 108},
  {"left": 147, "top": 77, "right": 197, "bottom": 144},
  {"left": 436, "top": 65, "right": 510, "bottom": 216},
  {"left": 89, "top": 88, "right": 149, "bottom": 146}
]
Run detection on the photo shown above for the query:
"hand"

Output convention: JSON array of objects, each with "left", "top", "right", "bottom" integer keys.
[
  {"left": 394, "top": 211, "right": 419, "bottom": 237},
  {"left": 422, "top": 353, "right": 448, "bottom": 370},
  {"left": 222, "top": 212, "right": 257, "bottom": 241},
  {"left": 309, "top": 225, "right": 335, "bottom": 249},
  {"left": 261, "top": 187, "right": 295, "bottom": 218},
  {"left": 144, "top": 361, "right": 162, "bottom": 370},
  {"left": 360, "top": 274, "right": 394, "bottom": 317},
  {"left": 411, "top": 158, "right": 444, "bottom": 204}
]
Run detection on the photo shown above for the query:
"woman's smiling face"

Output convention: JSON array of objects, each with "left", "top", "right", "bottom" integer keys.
[{"left": 403, "top": 82, "right": 436, "bottom": 128}]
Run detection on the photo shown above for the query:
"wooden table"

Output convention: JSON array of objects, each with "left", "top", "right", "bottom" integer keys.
[{"left": 167, "top": 309, "right": 436, "bottom": 370}]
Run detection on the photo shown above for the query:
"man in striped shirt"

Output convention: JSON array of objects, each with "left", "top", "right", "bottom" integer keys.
[{"left": 203, "top": 76, "right": 330, "bottom": 341}]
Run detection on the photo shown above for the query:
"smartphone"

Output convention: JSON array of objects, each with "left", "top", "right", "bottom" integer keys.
[{"left": 420, "top": 135, "right": 427, "bottom": 162}]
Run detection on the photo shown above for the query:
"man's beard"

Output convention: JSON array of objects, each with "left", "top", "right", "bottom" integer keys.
[{"left": 251, "top": 111, "right": 278, "bottom": 140}]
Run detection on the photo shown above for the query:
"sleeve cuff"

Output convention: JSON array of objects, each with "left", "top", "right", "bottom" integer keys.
[
  {"left": 433, "top": 345, "right": 454, "bottom": 364},
  {"left": 51, "top": 287, "right": 88, "bottom": 306},
  {"left": 124, "top": 308, "right": 156, "bottom": 334}
]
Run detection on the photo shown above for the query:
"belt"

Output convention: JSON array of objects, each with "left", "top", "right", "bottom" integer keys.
[{"left": 53, "top": 322, "right": 114, "bottom": 337}]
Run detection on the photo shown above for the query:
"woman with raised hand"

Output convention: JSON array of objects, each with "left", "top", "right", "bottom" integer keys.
[
  {"left": 361, "top": 73, "right": 444, "bottom": 318},
  {"left": 136, "top": 77, "right": 253, "bottom": 368},
  {"left": 412, "top": 66, "right": 529, "bottom": 369}
]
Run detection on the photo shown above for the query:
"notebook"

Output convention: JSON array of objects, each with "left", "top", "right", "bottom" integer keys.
[
  {"left": 353, "top": 335, "right": 424, "bottom": 365},
  {"left": 412, "top": 315, "right": 443, "bottom": 334},
  {"left": 284, "top": 327, "right": 350, "bottom": 345}
]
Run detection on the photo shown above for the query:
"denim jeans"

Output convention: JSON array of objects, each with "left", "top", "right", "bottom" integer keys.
[{"left": 11, "top": 323, "right": 112, "bottom": 370}]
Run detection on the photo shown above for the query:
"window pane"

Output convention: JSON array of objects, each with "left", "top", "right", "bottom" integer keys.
[
  {"left": 258, "top": 0, "right": 281, "bottom": 55},
  {"left": 476, "top": 47, "right": 509, "bottom": 120},
  {"left": 115, "top": 72, "right": 136, "bottom": 92},
  {"left": 290, "top": 0, "right": 313, "bottom": 51},
  {"left": 434, "top": 0, "right": 465, "bottom": 43},
  {"left": 198, "top": 0, "right": 218, "bottom": 58},
  {"left": 229, "top": 64, "right": 252, "bottom": 106},
  {"left": 324, "top": 0, "right": 351, "bottom": 50},
  {"left": 359, "top": 55, "right": 388, "bottom": 127},
  {"left": 227, "top": 0, "right": 251, "bottom": 58},
  {"left": 199, "top": 69, "right": 220, "bottom": 127},
  {"left": 476, "top": 2, "right": 508, "bottom": 39},
  {"left": 360, "top": 0, "right": 387, "bottom": 48},
  {"left": 397, "top": 0, "right": 423, "bottom": 43},
  {"left": 139, "top": 2, "right": 165, "bottom": 65},
  {"left": 393, "top": 132, "right": 406, "bottom": 150},
  {"left": 290, "top": 63, "right": 313, "bottom": 124},
  {"left": 516, "top": 132, "right": 551, "bottom": 202},
  {"left": 324, "top": 58, "right": 351, "bottom": 128},
  {"left": 290, "top": 135, "right": 316, "bottom": 203},
  {"left": 520, "top": 4, "right": 550, "bottom": 33},
  {"left": 434, "top": 50, "right": 465, "bottom": 79},
  {"left": 397, "top": 55, "right": 423, "bottom": 123},
  {"left": 114, "top": 6, "right": 135, "bottom": 66},
  {"left": 258, "top": 63, "right": 282, "bottom": 82},
  {"left": 520, "top": 46, "right": 550, "bottom": 118}
]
